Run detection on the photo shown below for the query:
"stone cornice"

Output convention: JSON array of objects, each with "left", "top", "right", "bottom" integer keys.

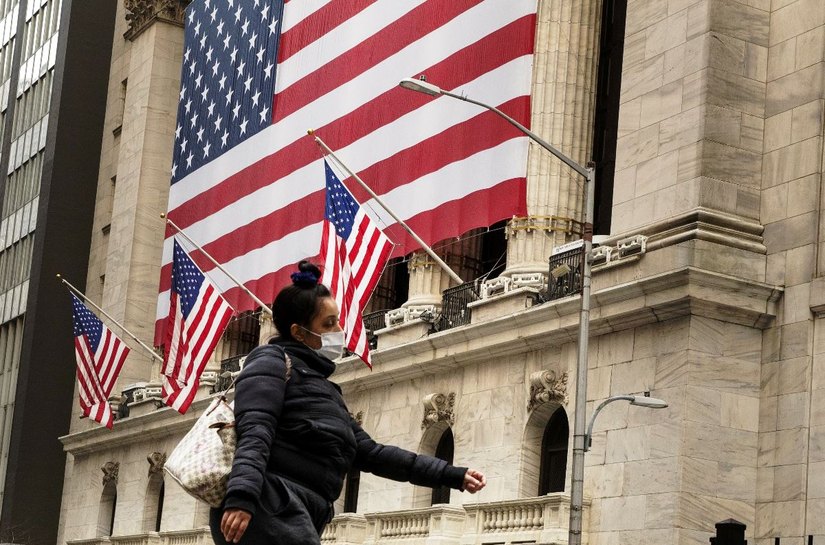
[
  {"left": 124, "top": 0, "right": 190, "bottom": 41},
  {"left": 333, "top": 266, "right": 781, "bottom": 393}
]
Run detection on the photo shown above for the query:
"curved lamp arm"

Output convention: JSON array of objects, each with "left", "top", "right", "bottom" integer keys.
[{"left": 585, "top": 395, "right": 668, "bottom": 452}]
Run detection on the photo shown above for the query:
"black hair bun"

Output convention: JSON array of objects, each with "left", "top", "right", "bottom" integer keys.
[{"left": 290, "top": 261, "right": 322, "bottom": 288}]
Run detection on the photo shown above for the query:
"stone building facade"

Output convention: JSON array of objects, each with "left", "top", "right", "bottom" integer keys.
[{"left": 55, "top": 1, "right": 825, "bottom": 545}]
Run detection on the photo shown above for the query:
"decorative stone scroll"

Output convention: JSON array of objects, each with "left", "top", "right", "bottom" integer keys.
[
  {"left": 124, "top": 0, "right": 190, "bottom": 41},
  {"left": 350, "top": 410, "right": 364, "bottom": 426},
  {"left": 421, "top": 393, "right": 455, "bottom": 430},
  {"left": 101, "top": 461, "right": 120, "bottom": 486},
  {"left": 147, "top": 452, "right": 167, "bottom": 476},
  {"left": 527, "top": 370, "right": 568, "bottom": 412}
]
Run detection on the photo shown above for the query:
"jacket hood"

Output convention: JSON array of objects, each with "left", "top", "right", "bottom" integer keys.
[{"left": 270, "top": 338, "right": 336, "bottom": 378}]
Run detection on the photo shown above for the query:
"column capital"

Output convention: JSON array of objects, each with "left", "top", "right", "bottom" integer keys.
[
  {"left": 124, "top": 0, "right": 191, "bottom": 41},
  {"left": 506, "top": 215, "right": 582, "bottom": 238}
]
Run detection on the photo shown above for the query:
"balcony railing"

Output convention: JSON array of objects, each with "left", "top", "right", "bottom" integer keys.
[
  {"left": 437, "top": 281, "right": 478, "bottom": 331},
  {"left": 545, "top": 247, "right": 584, "bottom": 301},
  {"left": 320, "top": 494, "right": 579, "bottom": 545},
  {"left": 68, "top": 528, "right": 211, "bottom": 545},
  {"left": 213, "top": 354, "right": 246, "bottom": 393},
  {"left": 362, "top": 310, "right": 389, "bottom": 349}
]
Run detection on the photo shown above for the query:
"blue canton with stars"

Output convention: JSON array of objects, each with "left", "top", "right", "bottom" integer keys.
[
  {"left": 324, "top": 160, "right": 361, "bottom": 240},
  {"left": 171, "top": 0, "right": 285, "bottom": 184},
  {"left": 72, "top": 293, "right": 104, "bottom": 351},
  {"left": 172, "top": 240, "right": 208, "bottom": 318}
]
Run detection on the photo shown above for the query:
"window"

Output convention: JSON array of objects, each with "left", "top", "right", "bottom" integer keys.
[
  {"left": 538, "top": 407, "right": 569, "bottom": 495},
  {"left": 142, "top": 473, "right": 164, "bottom": 532},
  {"left": 342, "top": 466, "right": 360, "bottom": 513},
  {"left": 431, "top": 427, "right": 455, "bottom": 505},
  {"left": 591, "top": 0, "right": 628, "bottom": 235},
  {"left": 97, "top": 481, "right": 117, "bottom": 537}
]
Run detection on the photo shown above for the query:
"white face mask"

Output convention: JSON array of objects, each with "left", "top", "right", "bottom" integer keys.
[{"left": 301, "top": 328, "right": 346, "bottom": 360}]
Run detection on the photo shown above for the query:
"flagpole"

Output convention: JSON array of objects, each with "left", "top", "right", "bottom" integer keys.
[
  {"left": 162, "top": 214, "right": 273, "bottom": 315},
  {"left": 309, "top": 130, "right": 465, "bottom": 285},
  {"left": 57, "top": 274, "right": 162, "bottom": 362}
]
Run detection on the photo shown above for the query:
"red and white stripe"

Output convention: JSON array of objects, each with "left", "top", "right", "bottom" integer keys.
[
  {"left": 155, "top": 0, "right": 536, "bottom": 343},
  {"left": 75, "top": 328, "right": 129, "bottom": 429},
  {"left": 161, "top": 281, "right": 233, "bottom": 414},
  {"left": 321, "top": 207, "right": 392, "bottom": 366}
]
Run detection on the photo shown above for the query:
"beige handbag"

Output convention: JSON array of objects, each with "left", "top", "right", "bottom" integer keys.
[{"left": 164, "top": 349, "right": 291, "bottom": 508}]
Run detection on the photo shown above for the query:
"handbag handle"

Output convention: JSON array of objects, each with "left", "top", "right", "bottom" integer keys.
[{"left": 217, "top": 346, "right": 292, "bottom": 397}]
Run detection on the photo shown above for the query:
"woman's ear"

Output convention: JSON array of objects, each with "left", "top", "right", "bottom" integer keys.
[{"left": 290, "top": 323, "right": 304, "bottom": 342}]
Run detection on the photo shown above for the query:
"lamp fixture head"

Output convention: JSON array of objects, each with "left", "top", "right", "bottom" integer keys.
[
  {"left": 399, "top": 77, "right": 442, "bottom": 96},
  {"left": 629, "top": 395, "right": 668, "bottom": 409}
]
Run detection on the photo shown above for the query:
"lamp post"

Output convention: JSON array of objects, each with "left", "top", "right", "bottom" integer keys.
[
  {"left": 399, "top": 77, "right": 596, "bottom": 545},
  {"left": 585, "top": 395, "right": 669, "bottom": 451}
]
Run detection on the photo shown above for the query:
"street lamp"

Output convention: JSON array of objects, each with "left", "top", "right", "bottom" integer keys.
[
  {"left": 585, "top": 395, "right": 669, "bottom": 451},
  {"left": 400, "top": 77, "right": 596, "bottom": 545}
]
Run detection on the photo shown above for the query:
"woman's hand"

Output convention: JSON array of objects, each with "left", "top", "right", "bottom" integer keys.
[
  {"left": 221, "top": 508, "right": 252, "bottom": 543},
  {"left": 463, "top": 469, "right": 486, "bottom": 493}
]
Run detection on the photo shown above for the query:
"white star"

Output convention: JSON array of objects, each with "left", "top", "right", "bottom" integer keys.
[
  {"left": 241, "top": 18, "right": 249, "bottom": 36},
  {"left": 269, "top": 19, "right": 278, "bottom": 35},
  {"left": 236, "top": 59, "right": 245, "bottom": 78},
  {"left": 180, "top": 137, "right": 188, "bottom": 152},
  {"left": 221, "top": 130, "right": 229, "bottom": 147},
  {"left": 188, "top": 9, "right": 195, "bottom": 23},
  {"left": 196, "top": 126, "right": 204, "bottom": 142},
  {"left": 239, "top": 117, "right": 249, "bottom": 135},
  {"left": 179, "top": 86, "right": 186, "bottom": 100},
  {"left": 204, "top": 0, "right": 210, "bottom": 9},
  {"left": 190, "top": 112, "right": 199, "bottom": 128},
  {"left": 212, "top": 59, "right": 220, "bottom": 77},
  {"left": 214, "top": 114, "right": 222, "bottom": 131},
  {"left": 201, "top": 86, "right": 209, "bottom": 102},
  {"left": 235, "top": 5, "right": 243, "bottom": 22},
  {"left": 217, "top": 19, "right": 225, "bottom": 36},
  {"left": 230, "top": 46, "right": 238, "bottom": 64},
  {"left": 259, "top": 105, "right": 269, "bottom": 124},
  {"left": 207, "top": 100, "right": 216, "bottom": 117},
  {"left": 256, "top": 46, "right": 265, "bottom": 64},
  {"left": 172, "top": 162, "right": 178, "bottom": 176},
  {"left": 206, "top": 46, "right": 214, "bottom": 63},
  {"left": 227, "top": 0, "right": 234, "bottom": 7},
  {"left": 200, "top": 34, "right": 207, "bottom": 49},
  {"left": 194, "top": 20, "right": 201, "bottom": 36},
  {"left": 188, "top": 60, "right": 197, "bottom": 75},
  {"left": 175, "top": 124, "right": 181, "bottom": 138},
  {"left": 263, "top": 62, "right": 273, "bottom": 80},
  {"left": 218, "top": 73, "right": 227, "bottom": 91},
  {"left": 225, "top": 87, "right": 234, "bottom": 105},
  {"left": 223, "top": 33, "right": 231, "bottom": 50},
  {"left": 251, "top": 89, "right": 260, "bottom": 107},
  {"left": 184, "top": 47, "right": 191, "bottom": 63},
  {"left": 210, "top": 6, "right": 218, "bottom": 22},
  {"left": 253, "top": 0, "right": 259, "bottom": 7},
  {"left": 243, "top": 75, "right": 253, "bottom": 92},
  {"left": 195, "top": 72, "right": 203, "bottom": 89},
  {"left": 261, "top": 3, "right": 269, "bottom": 20},
  {"left": 184, "top": 98, "right": 192, "bottom": 114},
  {"left": 249, "top": 32, "right": 257, "bottom": 50},
  {"left": 203, "top": 141, "right": 211, "bottom": 158},
  {"left": 233, "top": 102, "right": 241, "bottom": 119},
  {"left": 186, "top": 152, "right": 194, "bottom": 168}
]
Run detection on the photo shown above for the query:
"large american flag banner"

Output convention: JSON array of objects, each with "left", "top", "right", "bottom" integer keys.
[
  {"left": 162, "top": 239, "right": 234, "bottom": 414},
  {"left": 156, "top": 0, "right": 537, "bottom": 343},
  {"left": 321, "top": 160, "right": 392, "bottom": 367},
  {"left": 71, "top": 294, "right": 129, "bottom": 429}
]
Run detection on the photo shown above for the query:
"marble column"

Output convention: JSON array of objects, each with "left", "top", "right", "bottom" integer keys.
[{"left": 501, "top": 0, "right": 602, "bottom": 280}]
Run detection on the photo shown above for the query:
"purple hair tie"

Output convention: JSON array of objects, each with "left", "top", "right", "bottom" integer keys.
[{"left": 291, "top": 271, "right": 318, "bottom": 285}]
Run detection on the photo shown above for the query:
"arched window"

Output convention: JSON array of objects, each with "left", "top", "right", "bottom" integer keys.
[
  {"left": 538, "top": 407, "right": 569, "bottom": 494},
  {"left": 342, "top": 466, "right": 360, "bottom": 513},
  {"left": 97, "top": 481, "right": 117, "bottom": 537},
  {"left": 431, "top": 428, "right": 455, "bottom": 505},
  {"left": 142, "top": 473, "right": 165, "bottom": 532}
]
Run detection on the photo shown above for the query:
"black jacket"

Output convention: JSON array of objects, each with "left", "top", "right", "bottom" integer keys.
[{"left": 223, "top": 339, "right": 467, "bottom": 516}]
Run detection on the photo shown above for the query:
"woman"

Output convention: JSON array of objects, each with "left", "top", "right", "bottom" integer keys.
[{"left": 211, "top": 262, "right": 486, "bottom": 545}]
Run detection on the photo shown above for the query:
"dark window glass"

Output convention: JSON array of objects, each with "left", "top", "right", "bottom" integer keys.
[
  {"left": 343, "top": 467, "right": 360, "bottom": 513},
  {"left": 431, "top": 428, "right": 455, "bottom": 505},
  {"left": 539, "top": 408, "right": 569, "bottom": 494}
]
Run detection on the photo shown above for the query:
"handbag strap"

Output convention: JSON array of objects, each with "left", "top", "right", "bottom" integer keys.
[{"left": 219, "top": 345, "right": 292, "bottom": 397}]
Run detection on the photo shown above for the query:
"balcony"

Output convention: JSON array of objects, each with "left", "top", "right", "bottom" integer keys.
[
  {"left": 67, "top": 528, "right": 211, "bottom": 545},
  {"left": 320, "top": 494, "right": 582, "bottom": 545}
]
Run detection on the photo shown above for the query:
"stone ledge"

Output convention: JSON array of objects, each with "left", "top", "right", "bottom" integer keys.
[{"left": 334, "top": 267, "right": 782, "bottom": 393}]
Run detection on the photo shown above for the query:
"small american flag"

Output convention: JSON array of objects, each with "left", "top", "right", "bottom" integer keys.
[
  {"left": 162, "top": 239, "right": 234, "bottom": 414},
  {"left": 321, "top": 160, "right": 392, "bottom": 367},
  {"left": 71, "top": 294, "right": 129, "bottom": 429}
]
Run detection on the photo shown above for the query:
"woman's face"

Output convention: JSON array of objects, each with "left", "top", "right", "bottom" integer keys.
[{"left": 291, "top": 296, "right": 342, "bottom": 349}]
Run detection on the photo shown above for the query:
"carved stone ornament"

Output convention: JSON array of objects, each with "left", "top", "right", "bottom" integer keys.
[
  {"left": 147, "top": 452, "right": 167, "bottom": 476},
  {"left": 124, "top": 0, "right": 191, "bottom": 41},
  {"left": 421, "top": 392, "right": 455, "bottom": 430},
  {"left": 101, "top": 461, "right": 120, "bottom": 486},
  {"left": 527, "top": 370, "right": 568, "bottom": 412},
  {"left": 350, "top": 410, "right": 364, "bottom": 426}
]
